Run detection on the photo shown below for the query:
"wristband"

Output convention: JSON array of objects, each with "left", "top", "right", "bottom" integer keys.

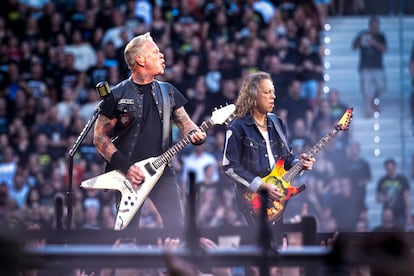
[{"left": 110, "top": 151, "right": 132, "bottom": 174}]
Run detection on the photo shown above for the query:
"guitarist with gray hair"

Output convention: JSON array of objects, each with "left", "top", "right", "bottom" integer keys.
[{"left": 93, "top": 32, "right": 206, "bottom": 234}]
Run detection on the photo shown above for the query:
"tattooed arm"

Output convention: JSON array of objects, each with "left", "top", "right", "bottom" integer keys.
[
  {"left": 93, "top": 114, "right": 118, "bottom": 161},
  {"left": 93, "top": 114, "right": 145, "bottom": 187},
  {"left": 173, "top": 106, "right": 206, "bottom": 144}
]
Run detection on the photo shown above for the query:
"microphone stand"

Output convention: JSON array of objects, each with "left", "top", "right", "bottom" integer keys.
[
  {"left": 258, "top": 189, "right": 274, "bottom": 276},
  {"left": 66, "top": 100, "right": 104, "bottom": 230}
]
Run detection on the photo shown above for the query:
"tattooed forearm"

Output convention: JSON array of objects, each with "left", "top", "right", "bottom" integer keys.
[
  {"left": 93, "top": 114, "right": 118, "bottom": 161},
  {"left": 174, "top": 107, "right": 198, "bottom": 134}
]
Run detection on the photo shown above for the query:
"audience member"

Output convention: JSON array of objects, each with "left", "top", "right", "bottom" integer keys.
[
  {"left": 64, "top": 29, "right": 97, "bottom": 73},
  {"left": 352, "top": 15, "right": 387, "bottom": 118},
  {"left": 277, "top": 79, "right": 314, "bottom": 136},
  {"left": 344, "top": 141, "right": 372, "bottom": 212},
  {"left": 376, "top": 158, "right": 412, "bottom": 230},
  {"left": 328, "top": 176, "right": 361, "bottom": 231},
  {"left": 372, "top": 207, "right": 403, "bottom": 232},
  {"left": 181, "top": 143, "right": 219, "bottom": 191},
  {"left": 297, "top": 35, "right": 323, "bottom": 110},
  {"left": 327, "top": 89, "right": 348, "bottom": 121}
]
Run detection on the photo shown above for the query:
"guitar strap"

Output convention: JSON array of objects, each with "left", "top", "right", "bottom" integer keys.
[
  {"left": 155, "top": 80, "right": 172, "bottom": 152},
  {"left": 268, "top": 113, "right": 291, "bottom": 152}
]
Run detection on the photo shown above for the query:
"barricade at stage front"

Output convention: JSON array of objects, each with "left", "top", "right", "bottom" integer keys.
[{"left": 1, "top": 216, "right": 414, "bottom": 275}]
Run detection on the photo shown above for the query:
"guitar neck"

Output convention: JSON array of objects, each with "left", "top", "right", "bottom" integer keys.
[
  {"left": 283, "top": 127, "right": 340, "bottom": 182},
  {"left": 151, "top": 120, "right": 214, "bottom": 169}
]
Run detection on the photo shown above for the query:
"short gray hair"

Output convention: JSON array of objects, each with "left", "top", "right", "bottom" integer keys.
[{"left": 124, "top": 32, "right": 153, "bottom": 70}]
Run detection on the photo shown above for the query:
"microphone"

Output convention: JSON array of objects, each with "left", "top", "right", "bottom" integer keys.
[{"left": 96, "top": 81, "right": 111, "bottom": 100}]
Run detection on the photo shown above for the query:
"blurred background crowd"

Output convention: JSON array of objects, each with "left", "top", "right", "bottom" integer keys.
[{"left": 0, "top": 0, "right": 411, "bottom": 235}]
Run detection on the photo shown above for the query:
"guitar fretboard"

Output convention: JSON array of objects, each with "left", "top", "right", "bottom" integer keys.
[
  {"left": 151, "top": 120, "right": 214, "bottom": 169},
  {"left": 283, "top": 127, "right": 340, "bottom": 183}
]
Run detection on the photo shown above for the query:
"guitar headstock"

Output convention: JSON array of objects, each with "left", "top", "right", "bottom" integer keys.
[
  {"left": 224, "top": 112, "right": 236, "bottom": 126},
  {"left": 210, "top": 104, "right": 236, "bottom": 125},
  {"left": 335, "top": 107, "right": 353, "bottom": 131}
]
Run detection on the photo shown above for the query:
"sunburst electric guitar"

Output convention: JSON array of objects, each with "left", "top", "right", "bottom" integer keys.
[
  {"left": 80, "top": 104, "right": 235, "bottom": 230},
  {"left": 244, "top": 107, "right": 353, "bottom": 223}
]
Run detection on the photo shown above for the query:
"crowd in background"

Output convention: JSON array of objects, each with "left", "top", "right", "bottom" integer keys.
[{"left": 0, "top": 0, "right": 388, "bottom": 235}]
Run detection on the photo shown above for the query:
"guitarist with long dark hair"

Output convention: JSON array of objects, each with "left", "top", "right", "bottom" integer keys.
[{"left": 222, "top": 72, "right": 315, "bottom": 227}]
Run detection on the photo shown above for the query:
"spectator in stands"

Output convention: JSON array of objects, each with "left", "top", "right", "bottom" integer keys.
[
  {"left": 24, "top": 59, "right": 49, "bottom": 101},
  {"left": 204, "top": 50, "right": 222, "bottom": 95},
  {"left": 297, "top": 35, "right": 323, "bottom": 110},
  {"left": 101, "top": 8, "right": 133, "bottom": 50},
  {"left": 213, "top": 78, "right": 238, "bottom": 107},
  {"left": 21, "top": 17, "right": 40, "bottom": 48},
  {"left": 343, "top": 141, "right": 372, "bottom": 213},
  {"left": 276, "top": 36, "right": 300, "bottom": 97},
  {"left": 310, "top": 149, "right": 335, "bottom": 190},
  {"left": 58, "top": 52, "right": 87, "bottom": 102},
  {"left": 133, "top": 0, "right": 153, "bottom": 26},
  {"left": 196, "top": 178, "right": 223, "bottom": 227},
  {"left": 277, "top": 79, "right": 313, "bottom": 136},
  {"left": 100, "top": 204, "right": 115, "bottom": 229},
  {"left": 78, "top": 86, "right": 101, "bottom": 123},
  {"left": 328, "top": 176, "right": 361, "bottom": 231},
  {"left": 289, "top": 118, "right": 312, "bottom": 154},
  {"left": 372, "top": 207, "right": 403, "bottom": 232},
  {"left": 185, "top": 76, "right": 215, "bottom": 126},
  {"left": 35, "top": 106, "right": 68, "bottom": 159},
  {"left": 336, "top": 0, "right": 366, "bottom": 15},
  {"left": 64, "top": 29, "right": 97, "bottom": 73},
  {"left": 40, "top": 6, "right": 64, "bottom": 45},
  {"left": 139, "top": 199, "right": 162, "bottom": 229},
  {"left": 311, "top": 98, "right": 334, "bottom": 141},
  {"left": 376, "top": 158, "right": 412, "bottom": 230},
  {"left": 260, "top": 29, "right": 280, "bottom": 66},
  {"left": 266, "top": 55, "right": 289, "bottom": 108},
  {"left": 0, "top": 97, "right": 8, "bottom": 136},
  {"left": 203, "top": 9, "right": 233, "bottom": 49},
  {"left": 182, "top": 53, "right": 202, "bottom": 94},
  {"left": 81, "top": 197, "right": 101, "bottom": 229},
  {"left": 352, "top": 15, "right": 387, "bottom": 118},
  {"left": 0, "top": 146, "right": 17, "bottom": 189},
  {"left": 56, "top": 85, "right": 79, "bottom": 128},
  {"left": 327, "top": 89, "right": 348, "bottom": 120},
  {"left": 219, "top": 42, "right": 241, "bottom": 81},
  {"left": 150, "top": 6, "right": 170, "bottom": 44},
  {"left": 314, "top": 0, "right": 331, "bottom": 27},
  {"left": 86, "top": 49, "right": 110, "bottom": 87},
  {"left": 9, "top": 168, "right": 31, "bottom": 209},
  {"left": 181, "top": 142, "right": 219, "bottom": 192},
  {"left": 8, "top": 118, "right": 33, "bottom": 166}
]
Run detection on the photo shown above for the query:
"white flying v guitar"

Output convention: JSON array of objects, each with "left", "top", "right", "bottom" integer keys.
[{"left": 81, "top": 104, "right": 236, "bottom": 230}]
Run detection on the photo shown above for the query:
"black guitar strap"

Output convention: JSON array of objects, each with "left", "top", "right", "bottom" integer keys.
[
  {"left": 156, "top": 80, "right": 172, "bottom": 152},
  {"left": 268, "top": 113, "right": 291, "bottom": 152}
]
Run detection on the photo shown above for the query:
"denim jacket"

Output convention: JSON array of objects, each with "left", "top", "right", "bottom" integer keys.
[{"left": 223, "top": 113, "right": 296, "bottom": 192}]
